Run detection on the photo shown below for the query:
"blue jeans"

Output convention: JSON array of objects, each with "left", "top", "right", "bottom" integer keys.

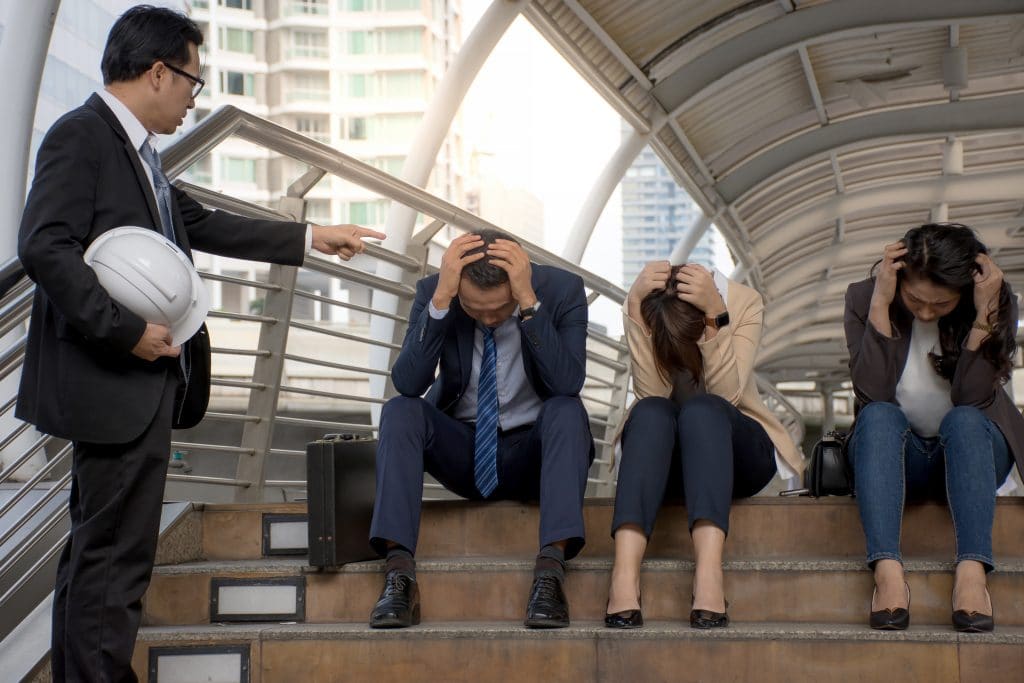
[{"left": 847, "top": 402, "right": 1014, "bottom": 571}]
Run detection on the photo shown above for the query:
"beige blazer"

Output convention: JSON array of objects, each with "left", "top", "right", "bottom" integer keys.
[{"left": 619, "top": 278, "right": 804, "bottom": 475}]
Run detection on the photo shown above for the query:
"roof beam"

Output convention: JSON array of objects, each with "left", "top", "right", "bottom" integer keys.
[
  {"left": 717, "top": 93, "right": 1024, "bottom": 203},
  {"left": 797, "top": 45, "right": 827, "bottom": 126},
  {"left": 650, "top": 0, "right": 1024, "bottom": 116},
  {"left": 755, "top": 166, "right": 1024, "bottom": 261}
]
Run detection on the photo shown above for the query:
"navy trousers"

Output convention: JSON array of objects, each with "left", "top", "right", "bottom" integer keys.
[
  {"left": 612, "top": 394, "right": 776, "bottom": 537},
  {"left": 370, "top": 395, "right": 594, "bottom": 559}
]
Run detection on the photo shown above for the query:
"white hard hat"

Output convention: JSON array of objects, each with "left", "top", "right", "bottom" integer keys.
[{"left": 84, "top": 226, "right": 209, "bottom": 346}]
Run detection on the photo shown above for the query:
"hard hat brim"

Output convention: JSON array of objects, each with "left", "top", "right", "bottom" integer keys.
[{"left": 84, "top": 226, "right": 210, "bottom": 347}]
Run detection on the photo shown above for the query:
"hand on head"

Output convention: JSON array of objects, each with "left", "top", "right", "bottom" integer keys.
[
  {"left": 674, "top": 263, "right": 725, "bottom": 316},
  {"left": 433, "top": 233, "right": 486, "bottom": 310},
  {"left": 973, "top": 253, "right": 1004, "bottom": 320},
  {"left": 628, "top": 260, "right": 671, "bottom": 306},
  {"left": 870, "top": 241, "right": 907, "bottom": 310},
  {"left": 486, "top": 239, "right": 536, "bottom": 308},
  {"left": 311, "top": 224, "right": 386, "bottom": 260}
]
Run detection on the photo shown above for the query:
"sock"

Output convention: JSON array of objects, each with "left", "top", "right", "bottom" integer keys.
[
  {"left": 385, "top": 546, "right": 416, "bottom": 578},
  {"left": 534, "top": 544, "right": 566, "bottom": 581}
]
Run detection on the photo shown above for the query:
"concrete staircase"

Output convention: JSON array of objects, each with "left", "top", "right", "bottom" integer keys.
[{"left": 134, "top": 498, "right": 1024, "bottom": 682}]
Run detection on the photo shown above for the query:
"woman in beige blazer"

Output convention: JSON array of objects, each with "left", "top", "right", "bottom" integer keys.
[{"left": 604, "top": 261, "right": 803, "bottom": 629}]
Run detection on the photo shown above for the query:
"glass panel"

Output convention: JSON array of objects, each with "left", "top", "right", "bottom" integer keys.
[{"left": 382, "top": 27, "right": 422, "bottom": 54}]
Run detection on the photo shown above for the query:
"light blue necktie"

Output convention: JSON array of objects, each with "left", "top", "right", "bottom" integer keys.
[
  {"left": 138, "top": 141, "right": 177, "bottom": 244},
  {"left": 474, "top": 327, "right": 499, "bottom": 498}
]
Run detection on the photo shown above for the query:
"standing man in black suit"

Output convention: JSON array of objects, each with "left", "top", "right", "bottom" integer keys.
[
  {"left": 368, "top": 229, "right": 594, "bottom": 629},
  {"left": 16, "top": 7, "right": 384, "bottom": 681}
]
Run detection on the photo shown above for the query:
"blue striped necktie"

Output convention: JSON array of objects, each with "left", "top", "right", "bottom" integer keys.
[
  {"left": 138, "top": 141, "right": 177, "bottom": 244},
  {"left": 474, "top": 327, "right": 499, "bottom": 497}
]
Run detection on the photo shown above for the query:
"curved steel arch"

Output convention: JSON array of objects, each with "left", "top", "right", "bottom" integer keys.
[
  {"left": 716, "top": 94, "right": 1024, "bottom": 204},
  {"left": 649, "top": 0, "right": 1024, "bottom": 116}
]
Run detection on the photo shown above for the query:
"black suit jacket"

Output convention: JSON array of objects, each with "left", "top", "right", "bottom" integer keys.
[
  {"left": 390, "top": 265, "right": 589, "bottom": 412},
  {"left": 16, "top": 94, "right": 307, "bottom": 444},
  {"left": 844, "top": 277, "right": 1024, "bottom": 476}
]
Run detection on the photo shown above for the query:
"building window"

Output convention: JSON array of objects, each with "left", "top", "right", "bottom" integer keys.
[
  {"left": 346, "top": 31, "right": 370, "bottom": 54},
  {"left": 221, "top": 157, "right": 256, "bottom": 183},
  {"left": 219, "top": 0, "right": 253, "bottom": 10},
  {"left": 291, "top": 30, "right": 328, "bottom": 59},
  {"left": 296, "top": 117, "right": 329, "bottom": 143},
  {"left": 347, "top": 73, "right": 368, "bottom": 97},
  {"left": 385, "top": 0, "right": 421, "bottom": 10},
  {"left": 348, "top": 117, "right": 367, "bottom": 140},
  {"left": 381, "top": 71, "right": 424, "bottom": 98},
  {"left": 305, "top": 199, "right": 332, "bottom": 224},
  {"left": 382, "top": 28, "right": 422, "bottom": 54},
  {"left": 288, "top": 73, "right": 329, "bottom": 101},
  {"left": 287, "top": 0, "right": 328, "bottom": 15},
  {"left": 220, "top": 71, "right": 255, "bottom": 96},
  {"left": 219, "top": 27, "right": 254, "bottom": 54}
]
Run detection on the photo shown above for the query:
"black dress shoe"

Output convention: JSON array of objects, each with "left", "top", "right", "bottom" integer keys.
[
  {"left": 952, "top": 587, "right": 994, "bottom": 633},
  {"left": 605, "top": 593, "right": 643, "bottom": 628},
  {"left": 869, "top": 583, "right": 910, "bottom": 631},
  {"left": 369, "top": 570, "right": 420, "bottom": 628},
  {"left": 524, "top": 574, "right": 570, "bottom": 628},
  {"left": 690, "top": 593, "right": 729, "bottom": 629}
]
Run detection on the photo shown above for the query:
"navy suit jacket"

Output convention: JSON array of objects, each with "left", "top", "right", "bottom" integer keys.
[
  {"left": 16, "top": 94, "right": 307, "bottom": 444},
  {"left": 390, "top": 264, "right": 589, "bottom": 414}
]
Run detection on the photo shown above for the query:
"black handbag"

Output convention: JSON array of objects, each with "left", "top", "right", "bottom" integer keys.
[
  {"left": 172, "top": 323, "right": 211, "bottom": 429},
  {"left": 781, "top": 430, "right": 853, "bottom": 497}
]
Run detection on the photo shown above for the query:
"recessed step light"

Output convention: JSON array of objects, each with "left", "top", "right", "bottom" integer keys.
[
  {"left": 148, "top": 645, "right": 249, "bottom": 683},
  {"left": 262, "top": 513, "right": 308, "bottom": 556},
  {"left": 210, "top": 576, "right": 306, "bottom": 622}
]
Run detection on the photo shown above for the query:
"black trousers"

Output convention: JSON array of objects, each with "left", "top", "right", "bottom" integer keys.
[
  {"left": 369, "top": 395, "right": 595, "bottom": 560},
  {"left": 52, "top": 372, "right": 177, "bottom": 683},
  {"left": 612, "top": 394, "right": 776, "bottom": 538}
]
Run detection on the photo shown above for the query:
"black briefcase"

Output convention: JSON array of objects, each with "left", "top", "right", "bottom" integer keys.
[{"left": 306, "top": 433, "right": 378, "bottom": 568}]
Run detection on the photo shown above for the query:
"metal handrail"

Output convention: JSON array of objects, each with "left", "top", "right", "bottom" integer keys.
[{"left": 0, "top": 470, "right": 71, "bottom": 551}]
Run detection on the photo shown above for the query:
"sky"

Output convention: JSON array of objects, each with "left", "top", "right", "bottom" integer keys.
[{"left": 459, "top": 1, "right": 626, "bottom": 333}]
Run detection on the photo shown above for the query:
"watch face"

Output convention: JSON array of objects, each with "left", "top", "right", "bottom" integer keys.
[{"left": 716, "top": 311, "right": 730, "bottom": 327}]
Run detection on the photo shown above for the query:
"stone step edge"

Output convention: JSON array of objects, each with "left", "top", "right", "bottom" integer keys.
[
  {"left": 197, "top": 497, "right": 1024, "bottom": 513},
  {"left": 151, "top": 557, "right": 1024, "bottom": 576},
  {"left": 136, "top": 621, "right": 1024, "bottom": 644}
]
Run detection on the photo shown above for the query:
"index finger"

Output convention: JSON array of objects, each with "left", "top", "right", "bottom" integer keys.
[{"left": 354, "top": 226, "right": 387, "bottom": 240}]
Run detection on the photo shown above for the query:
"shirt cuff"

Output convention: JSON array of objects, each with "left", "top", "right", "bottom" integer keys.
[
  {"left": 428, "top": 300, "right": 449, "bottom": 319},
  {"left": 305, "top": 224, "right": 313, "bottom": 254}
]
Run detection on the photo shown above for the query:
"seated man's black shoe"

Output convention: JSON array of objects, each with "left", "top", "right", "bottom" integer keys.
[
  {"left": 369, "top": 570, "right": 420, "bottom": 628},
  {"left": 524, "top": 574, "right": 570, "bottom": 628}
]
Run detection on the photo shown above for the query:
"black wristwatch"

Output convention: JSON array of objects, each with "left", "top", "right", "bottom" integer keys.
[
  {"left": 704, "top": 310, "right": 729, "bottom": 329},
  {"left": 518, "top": 301, "right": 541, "bottom": 322}
]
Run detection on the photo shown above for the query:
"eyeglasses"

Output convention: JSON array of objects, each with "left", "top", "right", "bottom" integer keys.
[{"left": 163, "top": 62, "right": 205, "bottom": 99}]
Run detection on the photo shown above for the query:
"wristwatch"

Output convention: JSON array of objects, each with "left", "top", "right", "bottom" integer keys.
[
  {"left": 704, "top": 310, "right": 730, "bottom": 330},
  {"left": 518, "top": 301, "right": 541, "bottom": 322}
]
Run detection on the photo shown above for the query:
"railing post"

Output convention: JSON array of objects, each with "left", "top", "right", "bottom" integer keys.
[
  {"left": 589, "top": 334, "right": 632, "bottom": 497},
  {"left": 232, "top": 195, "right": 304, "bottom": 502}
]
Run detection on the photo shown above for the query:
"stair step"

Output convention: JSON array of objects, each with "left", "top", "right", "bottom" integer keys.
[
  {"left": 143, "top": 557, "right": 1024, "bottom": 627},
  {"left": 132, "top": 622, "right": 1024, "bottom": 683},
  {"left": 198, "top": 498, "right": 1024, "bottom": 561}
]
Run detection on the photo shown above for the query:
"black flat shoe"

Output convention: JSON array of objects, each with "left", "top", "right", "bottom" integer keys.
[
  {"left": 952, "top": 587, "right": 994, "bottom": 633},
  {"left": 690, "top": 595, "right": 729, "bottom": 629},
  {"left": 369, "top": 569, "right": 420, "bottom": 628},
  {"left": 605, "top": 594, "right": 643, "bottom": 629},
  {"left": 525, "top": 574, "right": 570, "bottom": 628},
  {"left": 869, "top": 583, "right": 910, "bottom": 631}
]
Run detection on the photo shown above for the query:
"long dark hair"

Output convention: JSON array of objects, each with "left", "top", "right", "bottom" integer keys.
[
  {"left": 640, "top": 265, "right": 705, "bottom": 382},
  {"left": 875, "top": 223, "right": 1015, "bottom": 383}
]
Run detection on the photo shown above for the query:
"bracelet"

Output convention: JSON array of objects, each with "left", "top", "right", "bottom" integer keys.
[{"left": 972, "top": 320, "right": 995, "bottom": 334}]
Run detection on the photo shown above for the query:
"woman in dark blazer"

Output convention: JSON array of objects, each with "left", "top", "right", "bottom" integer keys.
[{"left": 844, "top": 223, "right": 1022, "bottom": 632}]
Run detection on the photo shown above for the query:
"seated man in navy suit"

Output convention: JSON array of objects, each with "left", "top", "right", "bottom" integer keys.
[{"left": 369, "top": 228, "right": 594, "bottom": 629}]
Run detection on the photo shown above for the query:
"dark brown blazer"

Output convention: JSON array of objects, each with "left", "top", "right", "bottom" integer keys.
[{"left": 844, "top": 277, "right": 1024, "bottom": 476}]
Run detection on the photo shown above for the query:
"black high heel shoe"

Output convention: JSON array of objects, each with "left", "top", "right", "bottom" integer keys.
[
  {"left": 952, "top": 586, "right": 994, "bottom": 633},
  {"left": 869, "top": 582, "right": 910, "bottom": 631},
  {"left": 605, "top": 594, "right": 643, "bottom": 629},
  {"left": 689, "top": 594, "right": 729, "bottom": 629}
]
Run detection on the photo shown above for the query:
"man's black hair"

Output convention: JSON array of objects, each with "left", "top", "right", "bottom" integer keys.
[
  {"left": 101, "top": 5, "right": 204, "bottom": 85},
  {"left": 462, "top": 229, "right": 519, "bottom": 289}
]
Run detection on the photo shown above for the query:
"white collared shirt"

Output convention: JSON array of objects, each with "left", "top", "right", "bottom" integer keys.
[{"left": 94, "top": 90, "right": 314, "bottom": 252}]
